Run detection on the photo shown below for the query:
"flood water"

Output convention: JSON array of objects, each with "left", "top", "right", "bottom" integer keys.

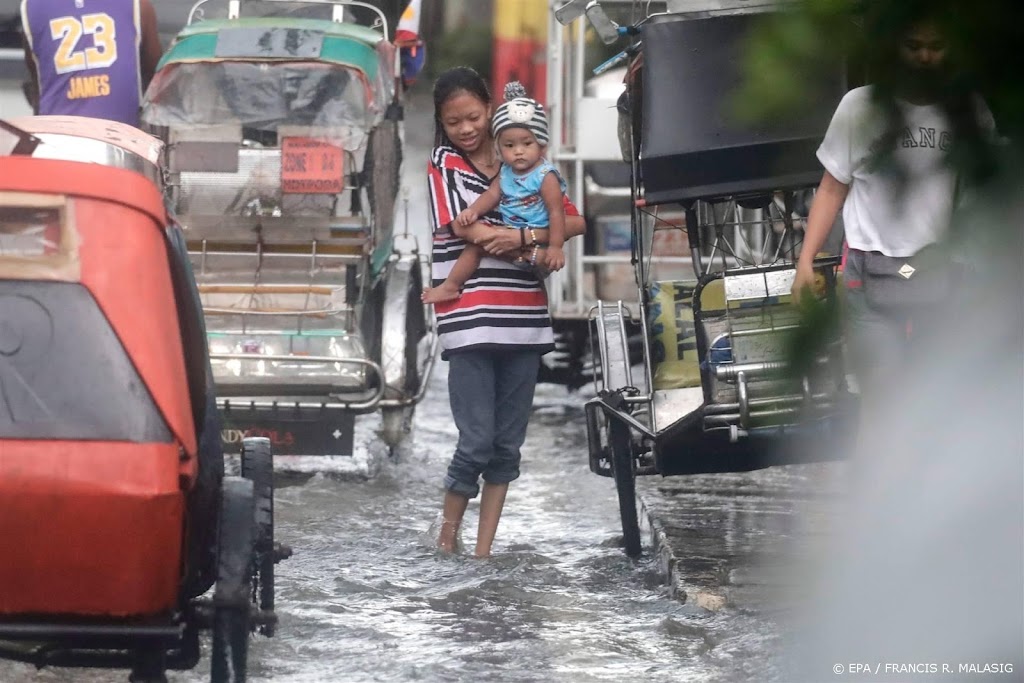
[
  {"left": 2, "top": 369, "right": 788, "bottom": 683},
  {"left": 1, "top": 90, "right": 786, "bottom": 683}
]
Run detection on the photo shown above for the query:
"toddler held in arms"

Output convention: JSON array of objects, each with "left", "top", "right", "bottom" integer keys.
[{"left": 422, "top": 82, "right": 567, "bottom": 304}]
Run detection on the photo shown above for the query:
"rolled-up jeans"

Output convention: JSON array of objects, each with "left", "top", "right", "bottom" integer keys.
[{"left": 444, "top": 349, "right": 542, "bottom": 498}]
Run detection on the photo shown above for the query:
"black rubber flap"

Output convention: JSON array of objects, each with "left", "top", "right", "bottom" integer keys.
[{"left": 640, "top": 12, "right": 846, "bottom": 204}]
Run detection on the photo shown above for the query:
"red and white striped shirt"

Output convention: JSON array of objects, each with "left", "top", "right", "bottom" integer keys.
[{"left": 428, "top": 145, "right": 579, "bottom": 358}]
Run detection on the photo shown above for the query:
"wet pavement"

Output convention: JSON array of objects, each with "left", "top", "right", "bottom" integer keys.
[
  {"left": 1, "top": 372, "right": 824, "bottom": 683},
  {"left": 638, "top": 464, "right": 845, "bottom": 615}
]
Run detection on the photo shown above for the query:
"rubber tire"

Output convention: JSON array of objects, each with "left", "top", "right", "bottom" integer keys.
[
  {"left": 210, "top": 607, "right": 248, "bottom": 683},
  {"left": 364, "top": 122, "right": 402, "bottom": 243},
  {"left": 379, "top": 265, "right": 426, "bottom": 452},
  {"left": 610, "top": 420, "right": 642, "bottom": 558},
  {"left": 211, "top": 477, "right": 254, "bottom": 683},
  {"left": 241, "top": 438, "right": 274, "bottom": 636},
  {"left": 380, "top": 406, "right": 414, "bottom": 453}
]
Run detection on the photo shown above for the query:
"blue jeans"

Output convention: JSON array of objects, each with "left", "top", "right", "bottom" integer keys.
[{"left": 444, "top": 349, "right": 541, "bottom": 498}]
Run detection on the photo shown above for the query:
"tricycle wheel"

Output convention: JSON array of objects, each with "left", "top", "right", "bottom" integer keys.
[
  {"left": 609, "top": 419, "right": 642, "bottom": 557},
  {"left": 380, "top": 406, "right": 414, "bottom": 453},
  {"left": 211, "top": 477, "right": 255, "bottom": 683},
  {"left": 241, "top": 437, "right": 274, "bottom": 636},
  {"left": 379, "top": 262, "right": 426, "bottom": 452},
  {"left": 211, "top": 607, "right": 248, "bottom": 683}
]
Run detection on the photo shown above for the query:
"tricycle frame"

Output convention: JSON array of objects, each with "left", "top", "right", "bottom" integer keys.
[
  {"left": 552, "top": 0, "right": 854, "bottom": 556},
  {"left": 145, "top": 2, "right": 438, "bottom": 455}
]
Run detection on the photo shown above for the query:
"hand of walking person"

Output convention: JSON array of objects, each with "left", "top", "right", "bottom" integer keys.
[{"left": 791, "top": 262, "right": 818, "bottom": 303}]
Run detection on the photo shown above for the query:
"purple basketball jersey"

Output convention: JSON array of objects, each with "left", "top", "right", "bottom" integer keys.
[{"left": 22, "top": 0, "right": 142, "bottom": 125}]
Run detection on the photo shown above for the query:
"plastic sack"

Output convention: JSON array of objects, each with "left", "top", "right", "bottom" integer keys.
[{"left": 648, "top": 281, "right": 702, "bottom": 390}]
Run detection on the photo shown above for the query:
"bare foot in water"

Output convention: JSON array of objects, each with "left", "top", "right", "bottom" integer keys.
[
  {"left": 437, "top": 519, "right": 461, "bottom": 554},
  {"left": 422, "top": 282, "right": 461, "bottom": 304}
]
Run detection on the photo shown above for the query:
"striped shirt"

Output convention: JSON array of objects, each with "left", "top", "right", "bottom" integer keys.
[{"left": 428, "top": 145, "right": 578, "bottom": 359}]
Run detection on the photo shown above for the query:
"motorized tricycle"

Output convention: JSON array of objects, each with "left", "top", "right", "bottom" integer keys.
[
  {"left": 0, "top": 116, "right": 287, "bottom": 682},
  {"left": 552, "top": 0, "right": 855, "bottom": 556},
  {"left": 140, "top": 0, "right": 436, "bottom": 459}
]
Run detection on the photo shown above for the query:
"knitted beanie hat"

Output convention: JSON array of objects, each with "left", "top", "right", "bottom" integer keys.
[{"left": 491, "top": 82, "right": 549, "bottom": 146}]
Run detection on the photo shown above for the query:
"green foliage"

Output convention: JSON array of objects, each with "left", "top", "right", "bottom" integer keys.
[
  {"left": 786, "top": 287, "right": 843, "bottom": 379},
  {"left": 734, "top": 0, "right": 858, "bottom": 124},
  {"left": 735, "top": 0, "right": 1024, "bottom": 139}
]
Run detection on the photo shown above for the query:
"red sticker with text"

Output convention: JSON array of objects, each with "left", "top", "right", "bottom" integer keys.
[{"left": 281, "top": 137, "right": 344, "bottom": 194}]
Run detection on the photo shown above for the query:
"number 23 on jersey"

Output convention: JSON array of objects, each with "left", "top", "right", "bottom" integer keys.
[{"left": 49, "top": 12, "right": 117, "bottom": 74}]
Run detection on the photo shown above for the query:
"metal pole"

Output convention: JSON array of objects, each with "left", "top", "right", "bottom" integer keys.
[{"left": 572, "top": 15, "right": 586, "bottom": 314}]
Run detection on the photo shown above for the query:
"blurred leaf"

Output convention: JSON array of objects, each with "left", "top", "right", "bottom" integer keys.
[
  {"left": 735, "top": 0, "right": 1024, "bottom": 140},
  {"left": 733, "top": 0, "right": 857, "bottom": 124},
  {"left": 785, "top": 290, "right": 842, "bottom": 379}
]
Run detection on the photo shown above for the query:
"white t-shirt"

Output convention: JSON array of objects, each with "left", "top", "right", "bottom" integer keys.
[{"left": 817, "top": 86, "right": 994, "bottom": 257}]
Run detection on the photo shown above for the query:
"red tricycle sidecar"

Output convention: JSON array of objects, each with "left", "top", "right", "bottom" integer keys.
[{"left": 0, "top": 124, "right": 285, "bottom": 683}]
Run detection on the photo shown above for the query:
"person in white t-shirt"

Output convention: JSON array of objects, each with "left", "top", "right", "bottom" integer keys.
[{"left": 792, "top": 9, "right": 995, "bottom": 391}]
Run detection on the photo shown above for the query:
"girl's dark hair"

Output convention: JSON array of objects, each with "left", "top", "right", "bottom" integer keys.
[
  {"left": 863, "top": 0, "right": 995, "bottom": 187},
  {"left": 432, "top": 67, "right": 492, "bottom": 148}
]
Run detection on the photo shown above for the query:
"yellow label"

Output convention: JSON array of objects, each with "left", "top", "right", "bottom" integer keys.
[{"left": 66, "top": 74, "right": 111, "bottom": 99}]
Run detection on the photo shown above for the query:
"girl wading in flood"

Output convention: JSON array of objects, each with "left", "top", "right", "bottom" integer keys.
[{"left": 425, "top": 67, "right": 586, "bottom": 558}]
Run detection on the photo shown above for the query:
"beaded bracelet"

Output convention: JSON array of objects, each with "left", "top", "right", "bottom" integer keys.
[
  {"left": 529, "top": 227, "right": 537, "bottom": 246},
  {"left": 530, "top": 244, "right": 539, "bottom": 266}
]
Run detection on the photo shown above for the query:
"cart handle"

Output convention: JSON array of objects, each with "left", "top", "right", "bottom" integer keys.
[
  {"left": 209, "top": 352, "right": 385, "bottom": 410},
  {"left": 584, "top": 396, "right": 657, "bottom": 441}
]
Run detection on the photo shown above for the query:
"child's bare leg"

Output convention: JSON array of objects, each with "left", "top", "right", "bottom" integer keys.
[
  {"left": 438, "top": 490, "right": 469, "bottom": 553},
  {"left": 474, "top": 481, "right": 509, "bottom": 558},
  {"left": 422, "top": 244, "right": 484, "bottom": 303}
]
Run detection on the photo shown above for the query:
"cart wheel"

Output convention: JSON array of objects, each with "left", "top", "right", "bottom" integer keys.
[
  {"left": 609, "top": 420, "right": 642, "bottom": 557},
  {"left": 211, "top": 477, "right": 255, "bottom": 683},
  {"left": 380, "top": 406, "right": 414, "bottom": 452},
  {"left": 211, "top": 607, "right": 248, "bottom": 683},
  {"left": 365, "top": 121, "right": 402, "bottom": 240},
  {"left": 241, "top": 438, "right": 274, "bottom": 636},
  {"left": 380, "top": 264, "right": 426, "bottom": 452}
]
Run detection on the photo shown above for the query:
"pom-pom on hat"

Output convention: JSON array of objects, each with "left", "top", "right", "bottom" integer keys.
[{"left": 491, "top": 81, "right": 549, "bottom": 146}]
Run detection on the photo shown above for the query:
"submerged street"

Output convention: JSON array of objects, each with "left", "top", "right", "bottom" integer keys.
[
  {"left": 2, "top": 372, "right": 808, "bottom": 683},
  {"left": 0, "top": 19, "right": 1019, "bottom": 674},
  {"left": 0, "top": 87, "right": 847, "bottom": 683}
]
